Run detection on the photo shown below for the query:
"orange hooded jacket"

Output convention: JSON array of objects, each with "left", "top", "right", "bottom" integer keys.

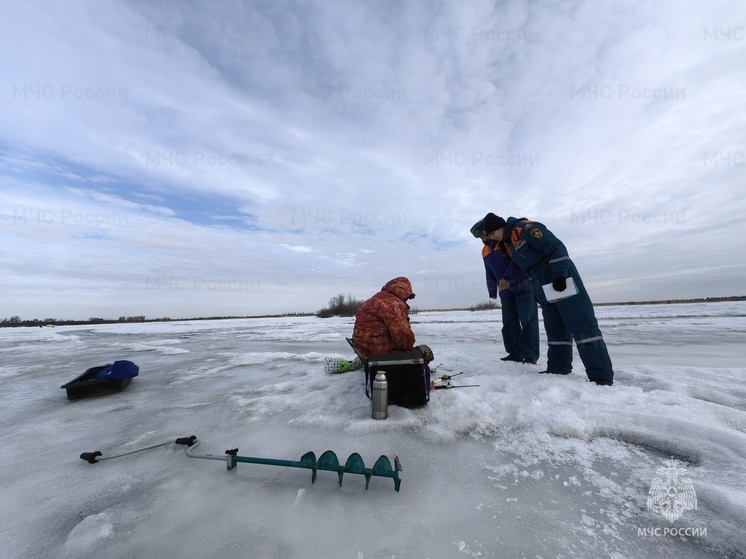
[{"left": 352, "top": 277, "right": 416, "bottom": 361}]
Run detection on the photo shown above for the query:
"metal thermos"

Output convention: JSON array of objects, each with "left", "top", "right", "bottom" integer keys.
[{"left": 372, "top": 370, "right": 388, "bottom": 420}]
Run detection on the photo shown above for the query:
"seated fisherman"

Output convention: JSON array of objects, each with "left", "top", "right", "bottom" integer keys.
[
  {"left": 352, "top": 276, "right": 417, "bottom": 361},
  {"left": 352, "top": 277, "right": 433, "bottom": 406}
]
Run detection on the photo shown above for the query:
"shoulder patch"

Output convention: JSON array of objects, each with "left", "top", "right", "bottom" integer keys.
[
  {"left": 510, "top": 228, "right": 526, "bottom": 250},
  {"left": 530, "top": 229, "right": 543, "bottom": 239}
]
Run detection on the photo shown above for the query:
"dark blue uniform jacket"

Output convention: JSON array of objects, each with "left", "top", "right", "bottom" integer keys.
[
  {"left": 503, "top": 217, "right": 572, "bottom": 280},
  {"left": 482, "top": 240, "right": 532, "bottom": 299}
]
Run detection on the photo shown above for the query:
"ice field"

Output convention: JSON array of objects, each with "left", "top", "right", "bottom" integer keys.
[{"left": 1, "top": 301, "right": 745, "bottom": 558}]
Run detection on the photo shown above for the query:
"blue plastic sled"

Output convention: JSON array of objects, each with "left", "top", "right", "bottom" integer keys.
[{"left": 61, "top": 360, "right": 139, "bottom": 400}]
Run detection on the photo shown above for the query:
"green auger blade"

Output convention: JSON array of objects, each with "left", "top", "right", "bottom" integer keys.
[
  {"left": 317, "top": 450, "right": 340, "bottom": 471},
  {"left": 317, "top": 450, "right": 343, "bottom": 486},
  {"left": 344, "top": 452, "right": 370, "bottom": 489},
  {"left": 372, "top": 455, "right": 402, "bottom": 492},
  {"left": 344, "top": 452, "right": 366, "bottom": 473},
  {"left": 300, "top": 451, "right": 317, "bottom": 483}
]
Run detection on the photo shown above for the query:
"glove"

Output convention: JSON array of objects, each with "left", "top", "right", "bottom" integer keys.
[{"left": 552, "top": 277, "right": 567, "bottom": 292}]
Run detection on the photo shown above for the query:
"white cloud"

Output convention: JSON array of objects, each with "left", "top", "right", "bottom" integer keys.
[{"left": 1, "top": 0, "right": 745, "bottom": 319}]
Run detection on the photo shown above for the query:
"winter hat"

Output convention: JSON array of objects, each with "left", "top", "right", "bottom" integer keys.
[
  {"left": 470, "top": 219, "right": 485, "bottom": 238},
  {"left": 482, "top": 213, "right": 506, "bottom": 234}
]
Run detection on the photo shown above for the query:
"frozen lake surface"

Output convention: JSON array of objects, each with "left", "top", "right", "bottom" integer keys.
[{"left": 1, "top": 301, "right": 745, "bottom": 558}]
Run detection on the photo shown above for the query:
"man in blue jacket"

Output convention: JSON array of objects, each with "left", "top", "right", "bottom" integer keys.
[
  {"left": 482, "top": 213, "right": 614, "bottom": 386},
  {"left": 471, "top": 219, "right": 539, "bottom": 364}
]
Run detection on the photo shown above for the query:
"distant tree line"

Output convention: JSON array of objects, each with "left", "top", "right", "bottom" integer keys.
[
  {"left": 469, "top": 300, "right": 499, "bottom": 311},
  {"left": 595, "top": 295, "right": 746, "bottom": 306},
  {"left": 3, "top": 295, "right": 743, "bottom": 327},
  {"left": 316, "top": 294, "right": 365, "bottom": 318},
  {"left": 0, "top": 315, "right": 149, "bottom": 327},
  {"left": 0, "top": 312, "right": 314, "bottom": 328}
]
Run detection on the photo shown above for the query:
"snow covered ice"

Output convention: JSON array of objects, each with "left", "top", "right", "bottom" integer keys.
[{"left": 1, "top": 302, "right": 745, "bottom": 558}]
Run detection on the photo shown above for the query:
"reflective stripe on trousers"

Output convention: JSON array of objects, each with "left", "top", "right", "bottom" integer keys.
[{"left": 576, "top": 335, "right": 604, "bottom": 345}]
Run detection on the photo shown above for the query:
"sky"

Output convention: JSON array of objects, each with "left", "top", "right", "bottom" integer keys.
[
  {"left": 2, "top": 303, "right": 745, "bottom": 557},
  {"left": 1, "top": 0, "right": 745, "bottom": 320}
]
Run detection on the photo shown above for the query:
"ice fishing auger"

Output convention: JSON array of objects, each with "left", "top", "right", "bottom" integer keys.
[{"left": 80, "top": 435, "right": 402, "bottom": 491}]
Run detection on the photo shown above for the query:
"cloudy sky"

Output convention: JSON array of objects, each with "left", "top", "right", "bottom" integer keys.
[{"left": 1, "top": 0, "right": 745, "bottom": 320}]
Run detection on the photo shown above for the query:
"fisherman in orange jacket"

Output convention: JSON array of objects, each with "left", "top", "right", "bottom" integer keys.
[
  {"left": 352, "top": 277, "right": 432, "bottom": 406},
  {"left": 352, "top": 277, "right": 416, "bottom": 361}
]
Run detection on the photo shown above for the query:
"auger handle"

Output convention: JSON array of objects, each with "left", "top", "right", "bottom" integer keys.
[
  {"left": 80, "top": 451, "right": 103, "bottom": 464},
  {"left": 175, "top": 436, "right": 197, "bottom": 447},
  {"left": 80, "top": 436, "right": 197, "bottom": 464}
]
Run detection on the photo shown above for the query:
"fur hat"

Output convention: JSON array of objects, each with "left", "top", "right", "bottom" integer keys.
[{"left": 470, "top": 219, "right": 485, "bottom": 238}]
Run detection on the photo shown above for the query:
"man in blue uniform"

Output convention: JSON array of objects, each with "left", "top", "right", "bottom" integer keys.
[
  {"left": 482, "top": 213, "right": 614, "bottom": 386},
  {"left": 471, "top": 219, "right": 539, "bottom": 364}
]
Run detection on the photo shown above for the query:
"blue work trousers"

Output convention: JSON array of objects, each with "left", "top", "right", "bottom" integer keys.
[
  {"left": 533, "top": 262, "right": 613, "bottom": 381},
  {"left": 501, "top": 291, "right": 540, "bottom": 361}
]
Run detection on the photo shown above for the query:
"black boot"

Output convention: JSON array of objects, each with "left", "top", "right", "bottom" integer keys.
[
  {"left": 589, "top": 378, "right": 613, "bottom": 386},
  {"left": 500, "top": 355, "right": 523, "bottom": 362}
]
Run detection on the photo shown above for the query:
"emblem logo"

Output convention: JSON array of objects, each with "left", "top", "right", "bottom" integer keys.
[
  {"left": 530, "top": 228, "right": 543, "bottom": 239},
  {"left": 647, "top": 459, "right": 697, "bottom": 522}
]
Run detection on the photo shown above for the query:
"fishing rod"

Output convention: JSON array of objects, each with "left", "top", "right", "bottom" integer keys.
[
  {"left": 434, "top": 381, "right": 480, "bottom": 390},
  {"left": 432, "top": 372, "right": 479, "bottom": 390}
]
